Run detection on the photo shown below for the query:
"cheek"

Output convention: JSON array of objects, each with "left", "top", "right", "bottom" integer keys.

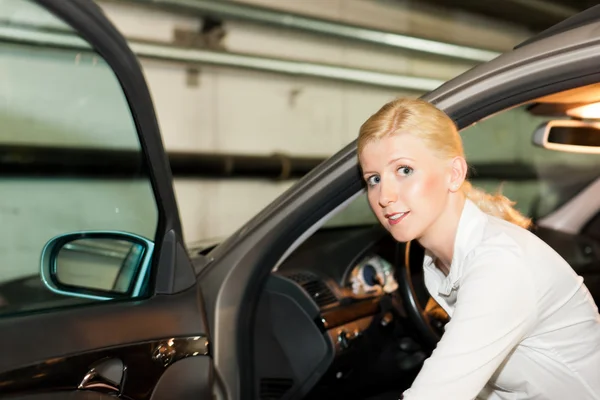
[
  {"left": 367, "top": 189, "right": 381, "bottom": 214},
  {"left": 403, "top": 173, "right": 445, "bottom": 204},
  {"left": 367, "top": 189, "right": 390, "bottom": 225}
]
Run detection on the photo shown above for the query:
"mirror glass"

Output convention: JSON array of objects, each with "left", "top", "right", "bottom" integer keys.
[
  {"left": 547, "top": 125, "right": 600, "bottom": 148},
  {"left": 533, "top": 120, "right": 600, "bottom": 154},
  {"left": 55, "top": 238, "right": 145, "bottom": 293}
]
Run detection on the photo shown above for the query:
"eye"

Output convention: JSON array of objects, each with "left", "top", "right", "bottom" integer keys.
[
  {"left": 366, "top": 175, "right": 380, "bottom": 187},
  {"left": 397, "top": 165, "right": 414, "bottom": 176}
]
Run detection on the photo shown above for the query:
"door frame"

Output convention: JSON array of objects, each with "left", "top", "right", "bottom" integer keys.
[{"left": 0, "top": 0, "right": 205, "bottom": 385}]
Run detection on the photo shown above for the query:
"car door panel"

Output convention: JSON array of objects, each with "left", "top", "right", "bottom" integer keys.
[
  {"left": 0, "top": 291, "right": 211, "bottom": 399},
  {"left": 0, "top": 0, "right": 211, "bottom": 398},
  {"left": 4, "top": 358, "right": 212, "bottom": 400},
  {"left": 0, "top": 286, "right": 204, "bottom": 374},
  {"left": 149, "top": 356, "right": 213, "bottom": 400}
]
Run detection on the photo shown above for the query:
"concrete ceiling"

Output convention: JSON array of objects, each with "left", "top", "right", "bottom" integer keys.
[{"left": 417, "top": 0, "right": 598, "bottom": 32}]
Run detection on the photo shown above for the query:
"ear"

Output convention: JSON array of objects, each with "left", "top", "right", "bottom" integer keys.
[{"left": 448, "top": 156, "right": 468, "bottom": 192}]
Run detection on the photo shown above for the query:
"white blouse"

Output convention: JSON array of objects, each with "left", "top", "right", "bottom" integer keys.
[{"left": 401, "top": 199, "right": 600, "bottom": 400}]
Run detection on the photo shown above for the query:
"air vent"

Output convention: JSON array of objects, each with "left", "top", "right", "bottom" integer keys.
[
  {"left": 284, "top": 272, "right": 338, "bottom": 308},
  {"left": 260, "top": 378, "right": 293, "bottom": 400},
  {"left": 284, "top": 271, "right": 316, "bottom": 284}
]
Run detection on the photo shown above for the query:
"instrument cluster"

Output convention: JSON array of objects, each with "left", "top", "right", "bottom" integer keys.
[{"left": 349, "top": 254, "right": 398, "bottom": 296}]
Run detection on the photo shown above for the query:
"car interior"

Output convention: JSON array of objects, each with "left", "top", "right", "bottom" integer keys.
[{"left": 239, "top": 82, "right": 600, "bottom": 400}]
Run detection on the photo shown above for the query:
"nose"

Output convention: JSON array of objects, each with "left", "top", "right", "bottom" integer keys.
[{"left": 378, "top": 177, "right": 397, "bottom": 208}]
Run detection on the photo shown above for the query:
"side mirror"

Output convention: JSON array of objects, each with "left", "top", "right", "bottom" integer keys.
[
  {"left": 533, "top": 120, "right": 600, "bottom": 154},
  {"left": 40, "top": 231, "right": 154, "bottom": 300}
]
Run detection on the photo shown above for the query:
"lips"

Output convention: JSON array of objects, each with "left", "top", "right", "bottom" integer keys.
[{"left": 385, "top": 211, "right": 409, "bottom": 225}]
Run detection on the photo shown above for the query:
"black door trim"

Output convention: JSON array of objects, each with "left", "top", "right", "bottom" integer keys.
[{"left": 0, "top": 335, "right": 209, "bottom": 399}]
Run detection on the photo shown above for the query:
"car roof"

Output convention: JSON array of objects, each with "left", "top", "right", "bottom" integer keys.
[
  {"left": 424, "top": 9, "right": 600, "bottom": 128},
  {"left": 516, "top": 4, "right": 600, "bottom": 50}
]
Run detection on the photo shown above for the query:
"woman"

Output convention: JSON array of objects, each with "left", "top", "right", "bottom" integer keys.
[{"left": 358, "top": 98, "right": 600, "bottom": 400}]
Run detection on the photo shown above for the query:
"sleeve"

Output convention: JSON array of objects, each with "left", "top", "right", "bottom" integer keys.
[{"left": 401, "top": 249, "right": 537, "bottom": 400}]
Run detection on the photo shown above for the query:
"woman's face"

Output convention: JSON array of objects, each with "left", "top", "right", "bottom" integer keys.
[{"left": 359, "top": 133, "right": 452, "bottom": 243}]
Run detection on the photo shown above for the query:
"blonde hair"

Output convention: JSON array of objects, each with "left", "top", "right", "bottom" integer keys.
[{"left": 358, "top": 98, "right": 531, "bottom": 229}]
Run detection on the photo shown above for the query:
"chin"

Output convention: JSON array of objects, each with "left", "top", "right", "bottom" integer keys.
[
  {"left": 389, "top": 227, "right": 416, "bottom": 243},
  {"left": 377, "top": 218, "right": 415, "bottom": 243}
]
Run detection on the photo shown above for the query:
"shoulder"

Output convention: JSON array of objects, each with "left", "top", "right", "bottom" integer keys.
[
  {"left": 462, "top": 217, "right": 534, "bottom": 283},
  {"left": 458, "top": 229, "right": 538, "bottom": 315},
  {"left": 482, "top": 213, "right": 534, "bottom": 248}
]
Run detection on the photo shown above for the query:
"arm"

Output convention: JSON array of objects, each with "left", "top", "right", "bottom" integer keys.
[{"left": 402, "top": 250, "right": 537, "bottom": 400}]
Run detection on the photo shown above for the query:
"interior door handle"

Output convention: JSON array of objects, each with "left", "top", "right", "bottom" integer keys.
[{"left": 79, "top": 357, "right": 125, "bottom": 394}]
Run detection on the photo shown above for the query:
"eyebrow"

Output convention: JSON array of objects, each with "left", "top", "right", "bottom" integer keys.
[
  {"left": 387, "top": 156, "right": 415, "bottom": 166},
  {"left": 362, "top": 156, "right": 415, "bottom": 176}
]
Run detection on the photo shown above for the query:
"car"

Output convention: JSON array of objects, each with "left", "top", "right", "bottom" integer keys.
[{"left": 1, "top": 1, "right": 600, "bottom": 400}]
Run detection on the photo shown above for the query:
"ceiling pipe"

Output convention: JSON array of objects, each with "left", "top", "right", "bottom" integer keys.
[
  {"left": 120, "top": 0, "right": 500, "bottom": 63},
  {"left": 0, "top": 25, "right": 444, "bottom": 92}
]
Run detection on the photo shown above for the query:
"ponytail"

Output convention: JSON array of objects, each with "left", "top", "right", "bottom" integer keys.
[{"left": 461, "top": 181, "right": 531, "bottom": 229}]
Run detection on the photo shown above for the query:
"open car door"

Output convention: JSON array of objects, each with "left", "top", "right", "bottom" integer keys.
[{"left": 0, "top": 1, "right": 211, "bottom": 399}]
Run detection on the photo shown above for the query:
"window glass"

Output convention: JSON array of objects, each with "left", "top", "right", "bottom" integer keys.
[
  {"left": 461, "top": 106, "right": 600, "bottom": 219},
  {"left": 0, "top": 0, "right": 158, "bottom": 315}
]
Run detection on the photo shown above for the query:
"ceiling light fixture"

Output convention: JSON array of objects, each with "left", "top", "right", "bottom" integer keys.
[{"left": 566, "top": 102, "right": 600, "bottom": 119}]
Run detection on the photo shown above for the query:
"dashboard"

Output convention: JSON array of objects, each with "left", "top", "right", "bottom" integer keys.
[{"left": 260, "top": 225, "right": 418, "bottom": 398}]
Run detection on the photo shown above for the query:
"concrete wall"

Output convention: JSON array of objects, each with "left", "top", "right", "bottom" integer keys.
[
  {"left": 0, "top": 0, "right": 537, "bottom": 282},
  {"left": 97, "top": 0, "right": 532, "bottom": 245}
]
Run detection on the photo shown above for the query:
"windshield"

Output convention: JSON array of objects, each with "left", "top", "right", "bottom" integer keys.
[{"left": 324, "top": 105, "right": 600, "bottom": 228}]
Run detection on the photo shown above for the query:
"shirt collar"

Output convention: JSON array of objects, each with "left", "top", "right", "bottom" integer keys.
[{"left": 423, "top": 199, "right": 487, "bottom": 296}]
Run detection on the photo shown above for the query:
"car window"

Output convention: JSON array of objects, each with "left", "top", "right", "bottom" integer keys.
[
  {"left": 324, "top": 105, "right": 600, "bottom": 228},
  {"left": 461, "top": 106, "right": 600, "bottom": 220},
  {"left": 0, "top": 0, "right": 158, "bottom": 315}
]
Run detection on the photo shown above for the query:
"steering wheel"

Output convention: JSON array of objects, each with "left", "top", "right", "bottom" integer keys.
[{"left": 395, "top": 240, "right": 449, "bottom": 351}]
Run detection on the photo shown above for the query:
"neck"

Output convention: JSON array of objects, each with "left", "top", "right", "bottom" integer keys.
[{"left": 417, "top": 193, "right": 466, "bottom": 268}]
